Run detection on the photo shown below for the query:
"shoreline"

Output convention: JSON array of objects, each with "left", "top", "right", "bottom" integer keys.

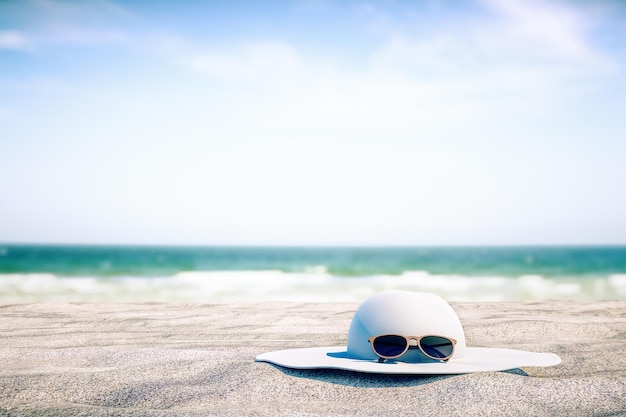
[
  {"left": 2, "top": 271, "right": 625, "bottom": 303},
  {"left": 1, "top": 300, "right": 625, "bottom": 416}
]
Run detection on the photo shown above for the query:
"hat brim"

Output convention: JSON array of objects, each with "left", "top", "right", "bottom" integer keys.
[{"left": 255, "top": 346, "right": 561, "bottom": 374}]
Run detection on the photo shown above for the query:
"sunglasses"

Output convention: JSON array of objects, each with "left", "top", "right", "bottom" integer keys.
[{"left": 368, "top": 334, "right": 457, "bottom": 363}]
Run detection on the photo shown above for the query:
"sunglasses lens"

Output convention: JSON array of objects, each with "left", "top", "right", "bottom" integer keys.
[
  {"left": 420, "top": 336, "right": 454, "bottom": 359},
  {"left": 372, "top": 335, "right": 407, "bottom": 358}
]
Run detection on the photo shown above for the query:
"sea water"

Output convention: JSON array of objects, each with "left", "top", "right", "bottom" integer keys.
[{"left": 0, "top": 245, "right": 624, "bottom": 302}]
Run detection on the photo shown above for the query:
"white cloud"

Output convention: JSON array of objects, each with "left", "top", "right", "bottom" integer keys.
[
  {"left": 37, "top": 27, "right": 129, "bottom": 46},
  {"left": 0, "top": 30, "right": 33, "bottom": 51},
  {"left": 175, "top": 0, "right": 615, "bottom": 124},
  {"left": 6, "top": 0, "right": 611, "bottom": 150},
  {"left": 478, "top": 0, "right": 611, "bottom": 67},
  {"left": 186, "top": 41, "right": 306, "bottom": 83},
  {"left": 174, "top": 30, "right": 577, "bottom": 140}
]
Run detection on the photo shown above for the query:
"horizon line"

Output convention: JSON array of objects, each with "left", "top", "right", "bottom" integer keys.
[{"left": 2, "top": 241, "right": 626, "bottom": 248}]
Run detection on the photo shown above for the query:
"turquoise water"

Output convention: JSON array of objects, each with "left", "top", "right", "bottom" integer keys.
[{"left": 1, "top": 245, "right": 625, "bottom": 302}]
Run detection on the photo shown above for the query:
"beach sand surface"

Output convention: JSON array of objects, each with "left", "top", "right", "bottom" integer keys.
[{"left": 0, "top": 301, "right": 625, "bottom": 416}]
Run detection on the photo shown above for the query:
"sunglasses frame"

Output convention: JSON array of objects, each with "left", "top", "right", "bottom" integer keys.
[{"left": 368, "top": 334, "right": 458, "bottom": 362}]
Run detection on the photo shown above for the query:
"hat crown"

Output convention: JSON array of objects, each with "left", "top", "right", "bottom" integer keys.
[{"left": 346, "top": 291, "right": 467, "bottom": 361}]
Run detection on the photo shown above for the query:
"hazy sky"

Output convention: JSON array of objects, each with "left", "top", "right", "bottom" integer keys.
[{"left": 1, "top": 0, "right": 625, "bottom": 246}]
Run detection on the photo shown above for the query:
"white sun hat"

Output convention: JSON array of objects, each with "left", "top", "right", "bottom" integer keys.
[{"left": 255, "top": 290, "right": 561, "bottom": 374}]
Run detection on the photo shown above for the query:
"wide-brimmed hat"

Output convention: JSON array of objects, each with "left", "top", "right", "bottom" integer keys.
[{"left": 256, "top": 290, "right": 561, "bottom": 374}]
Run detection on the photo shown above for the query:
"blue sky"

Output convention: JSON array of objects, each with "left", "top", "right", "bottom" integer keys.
[{"left": 1, "top": 0, "right": 625, "bottom": 246}]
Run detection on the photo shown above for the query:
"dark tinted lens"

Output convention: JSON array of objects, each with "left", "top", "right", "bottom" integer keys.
[
  {"left": 420, "top": 336, "right": 454, "bottom": 359},
  {"left": 373, "top": 335, "right": 407, "bottom": 357}
]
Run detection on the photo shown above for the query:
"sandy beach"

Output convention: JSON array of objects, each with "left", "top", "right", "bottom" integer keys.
[{"left": 1, "top": 301, "right": 625, "bottom": 416}]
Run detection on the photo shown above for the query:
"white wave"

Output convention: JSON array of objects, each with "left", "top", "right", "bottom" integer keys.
[
  {"left": 0, "top": 271, "right": 624, "bottom": 303},
  {"left": 608, "top": 274, "right": 626, "bottom": 297}
]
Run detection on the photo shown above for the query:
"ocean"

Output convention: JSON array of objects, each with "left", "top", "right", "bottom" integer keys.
[{"left": 0, "top": 245, "right": 625, "bottom": 302}]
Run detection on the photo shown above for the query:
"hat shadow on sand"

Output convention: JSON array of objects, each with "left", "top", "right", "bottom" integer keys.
[{"left": 267, "top": 363, "right": 529, "bottom": 388}]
